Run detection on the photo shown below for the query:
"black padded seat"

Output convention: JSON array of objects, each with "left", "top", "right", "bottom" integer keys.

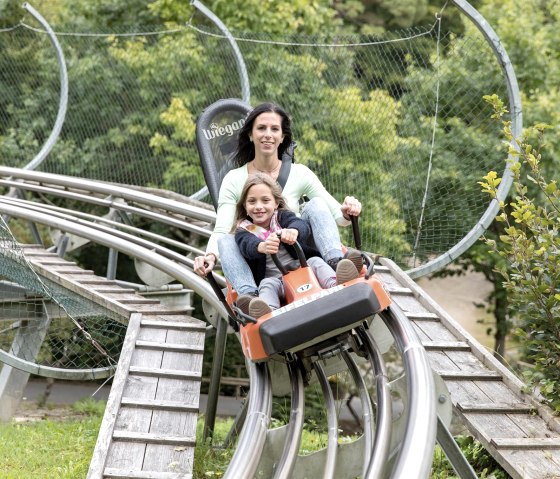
[{"left": 259, "top": 282, "right": 381, "bottom": 356}]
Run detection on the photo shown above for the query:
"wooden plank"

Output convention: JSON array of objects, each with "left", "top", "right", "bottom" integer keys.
[
  {"left": 128, "top": 367, "right": 202, "bottom": 381},
  {"left": 422, "top": 341, "right": 471, "bottom": 351},
  {"left": 104, "top": 468, "right": 192, "bottom": 478},
  {"left": 87, "top": 313, "right": 143, "bottom": 479},
  {"left": 390, "top": 294, "right": 431, "bottom": 314},
  {"left": 386, "top": 286, "right": 414, "bottom": 295},
  {"left": 120, "top": 398, "right": 199, "bottom": 412},
  {"left": 54, "top": 269, "right": 96, "bottom": 274},
  {"left": 94, "top": 288, "right": 137, "bottom": 294},
  {"left": 496, "top": 449, "right": 560, "bottom": 479},
  {"left": 140, "top": 319, "right": 206, "bottom": 332},
  {"left": 36, "top": 260, "right": 77, "bottom": 266},
  {"left": 112, "top": 431, "right": 196, "bottom": 446},
  {"left": 491, "top": 437, "right": 560, "bottom": 449},
  {"left": 104, "top": 331, "right": 161, "bottom": 473},
  {"left": 22, "top": 252, "right": 59, "bottom": 257},
  {"left": 405, "top": 312, "right": 440, "bottom": 321},
  {"left": 458, "top": 402, "right": 535, "bottom": 414},
  {"left": 135, "top": 340, "right": 204, "bottom": 354},
  {"left": 143, "top": 436, "right": 197, "bottom": 473},
  {"left": 113, "top": 298, "right": 161, "bottom": 305},
  {"left": 438, "top": 371, "right": 502, "bottom": 381},
  {"left": 414, "top": 321, "right": 458, "bottom": 342}
]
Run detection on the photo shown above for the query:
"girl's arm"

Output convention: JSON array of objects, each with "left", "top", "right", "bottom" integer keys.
[
  {"left": 235, "top": 229, "right": 263, "bottom": 260},
  {"left": 206, "top": 168, "right": 247, "bottom": 257},
  {"left": 279, "top": 210, "right": 311, "bottom": 244}
]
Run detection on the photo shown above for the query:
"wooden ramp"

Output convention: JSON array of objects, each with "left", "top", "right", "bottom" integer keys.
[
  {"left": 20, "top": 246, "right": 206, "bottom": 479},
  {"left": 379, "top": 257, "right": 560, "bottom": 479}
]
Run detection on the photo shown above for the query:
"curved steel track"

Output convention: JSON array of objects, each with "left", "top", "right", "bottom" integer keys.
[{"left": 223, "top": 305, "right": 438, "bottom": 479}]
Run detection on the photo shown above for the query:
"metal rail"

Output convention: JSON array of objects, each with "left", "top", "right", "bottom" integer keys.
[
  {"left": 21, "top": 3, "right": 68, "bottom": 171},
  {"left": 273, "top": 358, "right": 305, "bottom": 479},
  {"left": 356, "top": 325, "right": 393, "bottom": 479},
  {"left": 224, "top": 360, "right": 272, "bottom": 478},
  {"left": 407, "top": 0, "right": 522, "bottom": 279},
  {"left": 0, "top": 167, "right": 216, "bottom": 224},
  {"left": 217, "top": 321, "right": 438, "bottom": 478}
]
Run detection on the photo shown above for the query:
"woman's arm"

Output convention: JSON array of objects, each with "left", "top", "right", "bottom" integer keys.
[
  {"left": 205, "top": 167, "right": 248, "bottom": 257},
  {"left": 194, "top": 168, "right": 247, "bottom": 276},
  {"left": 287, "top": 164, "right": 353, "bottom": 226}
]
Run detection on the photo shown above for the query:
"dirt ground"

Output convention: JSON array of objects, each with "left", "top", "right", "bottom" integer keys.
[
  {"left": 12, "top": 402, "right": 87, "bottom": 423},
  {"left": 416, "top": 270, "right": 495, "bottom": 350}
]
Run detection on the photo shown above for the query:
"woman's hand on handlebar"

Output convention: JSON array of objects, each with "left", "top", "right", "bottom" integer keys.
[
  {"left": 258, "top": 235, "right": 280, "bottom": 255},
  {"left": 341, "top": 195, "right": 362, "bottom": 220},
  {"left": 278, "top": 228, "right": 298, "bottom": 245},
  {"left": 194, "top": 253, "right": 216, "bottom": 277}
]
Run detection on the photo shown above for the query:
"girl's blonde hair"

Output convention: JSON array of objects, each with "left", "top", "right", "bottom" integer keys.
[{"left": 231, "top": 173, "right": 289, "bottom": 232}]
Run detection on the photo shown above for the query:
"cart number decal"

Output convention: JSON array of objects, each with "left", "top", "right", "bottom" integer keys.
[{"left": 296, "top": 283, "right": 312, "bottom": 293}]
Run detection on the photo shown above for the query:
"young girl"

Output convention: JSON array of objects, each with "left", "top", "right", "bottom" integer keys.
[{"left": 233, "top": 174, "right": 359, "bottom": 318}]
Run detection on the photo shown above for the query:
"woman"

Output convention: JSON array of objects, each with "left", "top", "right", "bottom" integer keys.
[{"left": 193, "top": 102, "right": 362, "bottom": 299}]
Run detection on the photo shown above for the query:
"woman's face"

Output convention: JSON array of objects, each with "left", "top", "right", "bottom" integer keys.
[
  {"left": 244, "top": 183, "right": 279, "bottom": 228},
  {"left": 250, "top": 112, "right": 284, "bottom": 159}
]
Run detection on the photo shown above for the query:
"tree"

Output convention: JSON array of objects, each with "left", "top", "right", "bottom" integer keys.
[
  {"left": 420, "top": 0, "right": 560, "bottom": 358},
  {"left": 480, "top": 94, "right": 560, "bottom": 410}
]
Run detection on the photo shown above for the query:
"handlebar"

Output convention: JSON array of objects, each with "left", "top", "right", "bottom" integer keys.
[
  {"left": 204, "top": 262, "right": 257, "bottom": 328},
  {"left": 271, "top": 237, "right": 307, "bottom": 274}
]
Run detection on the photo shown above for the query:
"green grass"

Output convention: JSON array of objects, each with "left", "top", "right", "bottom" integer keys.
[
  {"left": 0, "top": 401, "right": 103, "bottom": 479},
  {"left": 1, "top": 401, "right": 507, "bottom": 479}
]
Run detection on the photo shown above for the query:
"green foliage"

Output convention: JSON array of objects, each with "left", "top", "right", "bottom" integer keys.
[
  {"left": 480, "top": 0, "right": 560, "bottom": 180},
  {"left": 431, "top": 435, "right": 509, "bottom": 479},
  {"left": 481, "top": 94, "right": 560, "bottom": 410},
  {"left": 0, "top": 410, "right": 102, "bottom": 478},
  {"left": 194, "top": 417, "right": 235, "bottom": 478},
  {"left": 152, "top": 0, "right": 342, "bottom": 35},
  {"left": 71, "top": 397, "right": 108, "bottom": 416}
]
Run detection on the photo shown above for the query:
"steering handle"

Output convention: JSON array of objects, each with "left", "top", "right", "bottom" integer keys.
[
  {"left": 204, "top": 262, "right": 256, "bottom": 327},
  {"left": 271, "top": 237, "right": 307, "bottom": 274}
]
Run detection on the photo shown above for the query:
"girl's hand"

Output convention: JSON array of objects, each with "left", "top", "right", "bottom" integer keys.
[
  {"left": 258, "top": 235, "right": 280, "bottom": 254},
  {"left": 194, "top": 253, "right": 216, "bottom": 277},
  {"left": 341, "top": 196, "right": 362, "bottom": 220},
  {"left": 279, "top": 228, "right": 298, "bottom": 245}
]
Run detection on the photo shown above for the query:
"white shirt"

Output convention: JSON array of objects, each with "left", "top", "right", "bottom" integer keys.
[{"left": 206, "top": 163, "right": 349, "bottom": 257}]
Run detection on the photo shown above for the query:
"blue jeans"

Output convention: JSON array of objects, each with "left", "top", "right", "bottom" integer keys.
[
  {"left": 218, "top": 197, "right": 343, "bottom": 294},
  {"left": 259, "top": 256, "right": 337, "bottom": 309},
  {"left": 300, "top": 197, "right": 343, "bottom": 263}
]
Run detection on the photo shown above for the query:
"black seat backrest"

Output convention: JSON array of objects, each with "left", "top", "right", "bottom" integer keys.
[
  {"left": 196, "top": 98, "right": 296, "bottom": 209},
  {"left": 196, "top": 98, "right": 252, "bottom": 209}
]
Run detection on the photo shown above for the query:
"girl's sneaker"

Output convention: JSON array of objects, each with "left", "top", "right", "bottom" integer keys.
[
  {"left": 235, "top": 293, "right": 257, "bottom": 315},
  {"left": 336, "top": 259, "right": 360, "bottom": 284},
  {"left": 249, "top": 298, "right": 272, "bottom": 318}
]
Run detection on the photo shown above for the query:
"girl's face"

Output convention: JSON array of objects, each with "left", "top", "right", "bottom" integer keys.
[
  {"left": 244, "top": 183, "right": 279, "bottom": 228},
  {"left": 250, "top": 112, "right": 284, "bottom": 159}
]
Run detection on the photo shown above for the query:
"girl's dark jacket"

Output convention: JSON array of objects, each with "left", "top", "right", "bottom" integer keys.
[{"left": 234, "top": 209, "right": 320, "bottom": 286}]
